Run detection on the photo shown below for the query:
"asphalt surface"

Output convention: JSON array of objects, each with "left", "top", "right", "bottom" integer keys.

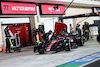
[
  {"left": 0, "top": 40, "right": 100, "bottom": 67},
  {"left": 84, "top": 59, "right": 100, "bottom": 67}
]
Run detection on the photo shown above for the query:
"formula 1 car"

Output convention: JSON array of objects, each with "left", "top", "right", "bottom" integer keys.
[
  {"left": 34, "top": 22, "right": 84, "bottom": 54},
  {"left": 34, "top": 32, "right": 71, "bottom": 54}
]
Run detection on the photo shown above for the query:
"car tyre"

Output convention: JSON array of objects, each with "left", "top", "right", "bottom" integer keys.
[
  {"left": 39, "top": 49, "right": 45, "bottom": 54},
  {"left": 65, "top": 41, "right": 71, "bottom": 51}
]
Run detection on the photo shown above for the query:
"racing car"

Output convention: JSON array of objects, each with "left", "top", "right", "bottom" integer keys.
[
  {"left": 34, "top": 22, "right": 84, "bottom": 54},
  {"left": 34, "top": 31, "right": 71, "bottom": 54}
]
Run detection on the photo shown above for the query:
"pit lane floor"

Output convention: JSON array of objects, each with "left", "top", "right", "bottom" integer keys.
[{"left": 0, "top": 39, "right": 100, "bottom": 67}]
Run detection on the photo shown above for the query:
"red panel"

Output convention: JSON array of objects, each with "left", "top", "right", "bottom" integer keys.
[
  {"left": 41, "top": 4, "right": 65, "bottom": 14},
  {"left": 1, "top": 2, "right": 37, "bottom": 14},
  {"left": 24, "top": 23, "right": 30, "bottom": 42},
  {"left": 8, "top": 24, "right": 30, "bottom": 46},
  {"left": 55, "top": 22, "right": 67, "bottom": 36}
]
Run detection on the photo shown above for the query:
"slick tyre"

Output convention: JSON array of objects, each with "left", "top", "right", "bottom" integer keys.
[
  {"left": 97, "top": 35, "right": 100, "bottom": 43},
  {"left": 39, "top": 49, "right": 45, "bottom": 54},
  {"left": 65, "top": 42, "right": 71, "bottom": 51},
  {"left": 55, "top": 44, "right": 61, "bottom": 52},
  {"left": 76, "top": 37, "right": 84, "bottom": 46},
  {"left": 78, "top": 37, "right": 84, "bottom": 46}
]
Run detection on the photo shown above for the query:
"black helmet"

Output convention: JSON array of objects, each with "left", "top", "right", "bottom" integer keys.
[{"left": 49, "top": 30, "right": 52, "bottom": 33}]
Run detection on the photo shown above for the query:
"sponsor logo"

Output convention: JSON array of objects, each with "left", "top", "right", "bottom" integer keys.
[
  {"left": 48, "top": 7, "right": 60, "bottom": 12},
  {"left": 1, "top": 2, "right": 37, "bottom": 14},
  {"left": 11, "top": 5, "right": 35, "bottom": 12}
]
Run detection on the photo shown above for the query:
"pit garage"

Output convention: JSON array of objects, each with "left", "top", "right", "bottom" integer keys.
[
  {"left": 0, "top": 1, "right": 38, "bottom": 52},
  {"left": 0, "top": 0, "right": 100, "bottom": 67}
]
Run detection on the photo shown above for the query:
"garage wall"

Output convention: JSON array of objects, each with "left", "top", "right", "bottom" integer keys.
[
  {"left": 64, "top": 7, "right": 93, "bottom": 23},
  {"left": 33, "top": 6, "right": 41, "bottom": 28},
  {"left": 40, "top": 17, "right": 58, "bottom": 33},
  {"left": 64, "top": 7, "right": 94, "bottom": 34},
  {"left": 0, "top": 22, "right": 3, "bottom": 51},
  {"left": 0, "top": 18, "right": 29, "bottom": 24},
  {"left": 65, "top": 7, "right": 92, "bottom": 16}
]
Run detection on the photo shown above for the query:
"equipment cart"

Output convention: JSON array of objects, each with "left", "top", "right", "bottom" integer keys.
[{"left": 10, "top": 33, "right": 21, "bottom": 52}]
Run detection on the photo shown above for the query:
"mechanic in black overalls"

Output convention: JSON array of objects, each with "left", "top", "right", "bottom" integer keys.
[
  {"left": 42, "top": 30, "right": 52, "bottom": 43},
  {"left": 76, "top": 24, "right": 81, "bottom": 36},
  {"left": 82, "top": 22, "right": 90, "bottom": 40},
  {"left": 4, "top": 26, "right": 12, "bottom": 53},
  {"left": 58, "top": 28, "right": 67, "bottom": 39}
]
